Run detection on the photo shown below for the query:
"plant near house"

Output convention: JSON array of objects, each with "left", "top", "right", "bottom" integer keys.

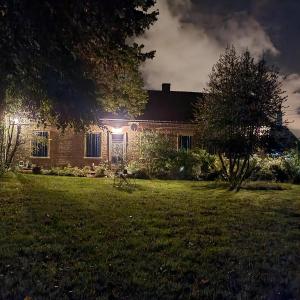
[
  {"left": 140, "top": 130, "right": 176, "bottom": 177},
  {"left": 140, "top": 130, "right": 219, "bottom": 179},
  {"left": 0, "top": 116, "right": 24, "bottom": 175},
  {"left": 283, "top": 150, "right": 300, "bottom": 184},
  {"left": 195, "top": 46, "right": 286, "bottom": 191},
  {"left": 170, "top": 149, "right": 218, "bottom": 180},
  {"left": 250, "top": 155, "right": 288, "bottom": 182}
]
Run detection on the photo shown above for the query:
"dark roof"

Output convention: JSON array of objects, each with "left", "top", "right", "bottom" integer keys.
[
  {"left": 139, "top": 89, "right": 202, "bottom": 122},
  {"left": 100, "top": 84, "right": 203, "bottom": 122},
  {"left": 290, "top": 128, "right": 300, "bottom": 140}
]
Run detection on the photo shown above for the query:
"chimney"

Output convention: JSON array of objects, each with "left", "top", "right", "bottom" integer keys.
[{"left": 162, "top": 83, "right": 171, "bottom": 93}]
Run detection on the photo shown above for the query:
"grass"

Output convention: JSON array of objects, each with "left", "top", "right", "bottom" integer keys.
[{"left": 1, "top": 174, "right": 300, "bottom": 299}]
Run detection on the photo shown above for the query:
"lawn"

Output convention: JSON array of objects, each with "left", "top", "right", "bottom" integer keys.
[{"left": 1, "top": 174, "right": 300, "bottom": 299}]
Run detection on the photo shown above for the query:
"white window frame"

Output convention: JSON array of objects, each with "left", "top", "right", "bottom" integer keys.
[{"left": 30, "top": 130, "right": 50, "bottom": 158}]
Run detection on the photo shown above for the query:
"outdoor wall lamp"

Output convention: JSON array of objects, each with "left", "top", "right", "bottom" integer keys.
[{"left": 111, "top": 127, "right": 123, "bottom": 134}]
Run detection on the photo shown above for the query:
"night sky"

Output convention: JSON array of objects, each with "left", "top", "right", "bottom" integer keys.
[
  {"left": 189, "top": 0, "right": 300, "bottom": 74},
  {"left": 138, "top": 0, "right": 300, "bottom": 135}
]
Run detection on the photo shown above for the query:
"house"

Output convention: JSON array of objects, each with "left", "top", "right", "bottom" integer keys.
[
  {"left": 16, "top": 83, "right": 202, "bottom": 168},
  {"left": 14, "top": 82, "right": 298, "bottom": 169}
]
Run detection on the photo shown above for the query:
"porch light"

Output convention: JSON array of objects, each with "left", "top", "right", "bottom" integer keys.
[{"left": 111, "top": 127, "right": 123, "bottom": 134}]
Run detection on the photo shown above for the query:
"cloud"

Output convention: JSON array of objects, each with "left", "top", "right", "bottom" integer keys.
[
  {"left": 137, "top": 0, "right": 300, "bottom": 134},
  {"left": 282, "top": 74, "right": 300, "bottom": 130},
  {"left": 137, "top": 0, "right": 279, "bottom": 91},
  {"left": 137, "top": 0, "right": 219, "bottom": 91},
  {"left": 216, "top": 15, "right": 279, "bottom": 58}
]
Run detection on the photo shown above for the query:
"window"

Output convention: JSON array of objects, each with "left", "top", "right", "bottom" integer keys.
[
  {"left": 32, "top": 131, "right": 49, "bottom": 157},
  {"left": 85, "top": 133, "right": 101, "bottom": 158},
  {"left": 178, "top": 135, "right": 192, "bottom": 151}
]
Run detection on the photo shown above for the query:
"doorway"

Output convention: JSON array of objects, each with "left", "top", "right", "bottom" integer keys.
[{"left": 111, "top": 134, "right": 124, "bottom": 164}]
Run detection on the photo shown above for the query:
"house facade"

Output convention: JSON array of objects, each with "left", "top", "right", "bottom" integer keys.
[
  {"left": 15, "top": 83, "right": 297, "bottom": 169},
  {"left": 16, "top": 84, "right": 201, "bottom": 168}
]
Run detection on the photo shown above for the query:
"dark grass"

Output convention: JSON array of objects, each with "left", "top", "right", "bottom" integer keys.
[{"left": 1, "top": 173, "right": 300, "bottom": 299}]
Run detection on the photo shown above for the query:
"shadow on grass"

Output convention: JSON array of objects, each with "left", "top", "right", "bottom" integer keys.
[
  {"left": 241, "top": 182, "right": 289, "bottom": 191},
  {"left": 113, "top": 183, "right": 146, "bottom": 193},
  {"left": 191, "top": 181, "right": 229, "bottom": 190}
]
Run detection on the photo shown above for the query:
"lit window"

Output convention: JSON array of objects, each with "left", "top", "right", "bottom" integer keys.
[
  {"left": 178, "top": 135, "right": 192, "bottom": 151},
  {"left": 85, "top": 133, "right": 101, "bottom": 157},
  {"left": 32, "top": 131, "right": 49, "bottom": 157}
]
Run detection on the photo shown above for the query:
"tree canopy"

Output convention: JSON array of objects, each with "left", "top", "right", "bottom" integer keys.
[
  {"left": 0, "top": 0, "right": 158, "bottom": 129},
  {"left": 195, "top": 46, "right": 286, "bottom": 190}
]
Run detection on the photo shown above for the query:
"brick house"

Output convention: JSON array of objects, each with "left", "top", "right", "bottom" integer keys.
[
  {"left": 15, "top": 82, "right": 297, "bottom": 169},
  {"left": 16, "top": 83, "right": 202, "bottom": 168}
]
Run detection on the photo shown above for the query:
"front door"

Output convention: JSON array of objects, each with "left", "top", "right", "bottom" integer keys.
[{"left": 111, "top": 134, "right": 124, "bottom": 164}]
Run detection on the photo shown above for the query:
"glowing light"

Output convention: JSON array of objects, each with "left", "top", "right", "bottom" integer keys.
[
  {"left": 13, "top": 118, "right": 19, "bottom": 124},
  {"left": 111, "top": 127, "right": 123, "bottom": 134}
]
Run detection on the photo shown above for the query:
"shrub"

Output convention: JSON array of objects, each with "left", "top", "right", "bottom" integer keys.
[
  {"left": 60, "top": 164, "right": 75, "bottom": 176},
  {"left": 94, "top": 166, "right": 106, "bottom": 178},
  {"left": 94, "top": 162, "right": 110, "bottom": 177},
  {"left": 41, "top": 169, "right": 53, "bottom": 175},
  {"left": 139, "top": 131, "right": 222, "bottom": 180},
  {"left": 250, "top": 152, "right": 300, "bottom": 183},
  {"left": 126, "top": 161, "right": 150, "bottom": 179},
  {"left": 166, "top": 149, "right": 217, "bottom": 180},
  {"left": 283, "top": 150, "right": 300, "bottom": 184},
  {"left": 32, "top": 166, "right": 42, "bottom": 174},
  {"left": 82, "top": 166, "right": 91, "bottom": 176},
  {"left": 250, "top": 156, "right": 285, "bottom": 182},
  {"left": 71, "top": 167, "right": 85, "bottom": 177}
]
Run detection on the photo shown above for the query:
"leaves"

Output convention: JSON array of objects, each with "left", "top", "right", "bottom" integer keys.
[
  {"left": 0, "top": 0, "right": 158, "bottom": 129},
  {"left": 195, "top": 46, "right": 287, "bottom": 190}
]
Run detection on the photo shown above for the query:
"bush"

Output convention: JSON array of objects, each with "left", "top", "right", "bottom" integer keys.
[
  {"left": 284, "top": 150, "right": 300, "bottom": 184},
  {"left": 94, "top": 166, "right": 106, "bottom": 178},
  {"left": 250, "top": 152, "right": 300, "bottom": 183},
  {"left": 126, "top": 161, "right": 150, "bottom": 179},
  {"left": 94, "top": 161, "right": 110, "bottom": 177},
  {"left": 32, "top": 166, "right": 42, "bottom": 174},
  {"left": 41, "top": 165, "right": 87, "bottom": 177},
  {"left": 166, "top": 149, "right": 218, "bottom": 180},
  {"left": 139, "top": 131, "right": 221, "bottom": 179},
  {"left": 82, "top": 166, "right": 91, "bottom": 176}
]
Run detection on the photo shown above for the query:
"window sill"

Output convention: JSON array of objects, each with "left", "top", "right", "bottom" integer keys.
[
  {"left": 84, "top": 157, "right": 102, "bottom": 159},
  {"left": 30, "top": 156, "right": 50, "bottom": 159}
]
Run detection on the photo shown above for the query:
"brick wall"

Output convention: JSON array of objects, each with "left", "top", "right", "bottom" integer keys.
[{"left": 16, "top": 120, "right": 198, "bottom": 168}]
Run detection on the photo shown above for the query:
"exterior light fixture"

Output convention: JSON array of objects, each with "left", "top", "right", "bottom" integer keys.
[
  {"left": 13, "top": 117, "right": 19, "bottom": 124},
  {"left": 111, "top": 127, "right": 123, "bottom": 134}
]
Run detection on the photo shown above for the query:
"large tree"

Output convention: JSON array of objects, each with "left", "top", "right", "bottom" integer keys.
[
  {"left": 0, "top": 0, "right": 157, "bottom": 174},
  {"left": 0, "top": 0, "right": 158, "bottom": 128},
  {"left": 195, "top": 46, "right": 286, "bottom": 191}
]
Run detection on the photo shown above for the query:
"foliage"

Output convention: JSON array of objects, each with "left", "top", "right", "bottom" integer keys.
[
  {"left": 94, "top": 161, "right": 111, "bottom": 178},
  {"left": 249, "top": 151, "right": 300, "bottom": 183},
  {"left": 169, "top": 149, "right": 219, "bottom": 180},
  {"left": 140, "top": 130, "right": 176, "bottom": 177},
  {"left": 41, "top": 165, "right": 87, "bottom": 177},
  {"left": 283, "top": 150, "right": 300, "bottom": 184},
  {"left": 0, "top": 1, "right": 158, "bottom": 129},
  {"left": 0, "top": 117, "right": 23, "bottom": 175},
  {"left": 38, "top": 163, "right": 112, "bottom": 178},
  {"left": 195, "top": 46, "right": 286, "bottom": 191},
  {"left": 126, "top": 161, "right": 150, "bottom": 179},
  {"left": 32, "top": 166, "right": 41, "bottom": 175},
  {"left": 250, "top": 155, "right": 287, "bottom": 182},
  {"left": 139, "top": 130, "right": 218, "bottom": 179}
]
